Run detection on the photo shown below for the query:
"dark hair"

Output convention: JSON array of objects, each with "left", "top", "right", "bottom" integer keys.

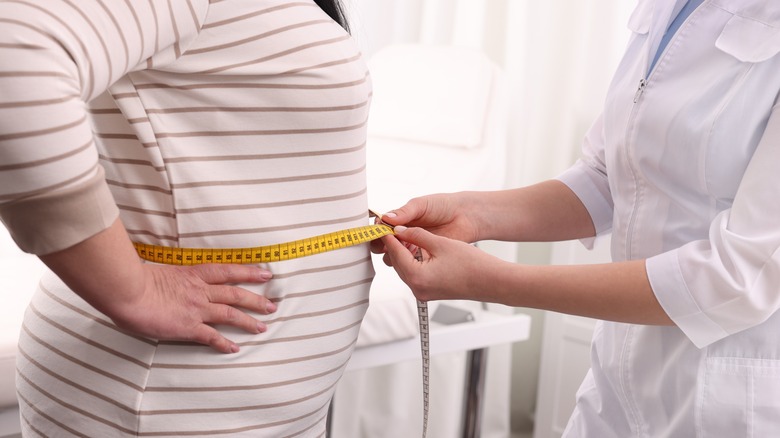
[{"left": 314, "top": 0, "right": 350, "bottom": 33}]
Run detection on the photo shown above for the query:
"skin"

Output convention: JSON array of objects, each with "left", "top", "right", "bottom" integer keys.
[
  {"left": 40, "top": 218, "right": 277, "bottom": 353},
  {"left": 375, "top": 180, "right": 673, "bottom": 326}
]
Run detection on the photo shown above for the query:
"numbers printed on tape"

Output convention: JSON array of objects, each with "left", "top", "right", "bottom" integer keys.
[{"left": 417, "top": 299, "right": 430, "bottom": 438}]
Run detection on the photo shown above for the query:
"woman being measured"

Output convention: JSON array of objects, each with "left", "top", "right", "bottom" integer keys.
[{"left": 0, "top": 0, "right": 372, "bottom": 436}]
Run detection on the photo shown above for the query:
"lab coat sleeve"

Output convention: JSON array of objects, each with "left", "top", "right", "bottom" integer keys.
[
  {"left": 647, "top": 103, "right": 780, "bottom": 348},
  {"left": 0, "top": 0, "right": 207, "bottom": 255},
  {"left": 556, "top": 112, "right": 615, "bottom": 239}
]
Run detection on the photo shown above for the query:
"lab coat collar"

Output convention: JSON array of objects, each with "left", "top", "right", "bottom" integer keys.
[
  {"left": 629, "top": 0, "right": 780, "bottom": 65},
  {"left": 628, "top": 0, "right": 688, "bottom": 77},
  {"left": 631, "top": 0, "right": 780, "bottom": 34}
]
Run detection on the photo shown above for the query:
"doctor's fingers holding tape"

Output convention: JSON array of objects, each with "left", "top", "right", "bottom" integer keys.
[
  {"left": 381, "top": 225, "right": 504, "bottom": 303},
  {"left": 370, "top": 192, "right": 483, "bottom": 256},
  {"left": 396, "top": 193, "right": 482, "bottom": 242}
]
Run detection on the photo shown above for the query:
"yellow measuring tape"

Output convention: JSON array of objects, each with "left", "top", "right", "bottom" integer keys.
[
  {"left": 131, "top": 211, "right": 430, "bottom": 438},
  {"left": 132, "top": 223, "right": 394, "bottom": 265}
]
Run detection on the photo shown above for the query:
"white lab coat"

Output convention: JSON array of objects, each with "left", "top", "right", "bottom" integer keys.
[{"left": 557, "top": 0, "right": 780, "bottom": 436}]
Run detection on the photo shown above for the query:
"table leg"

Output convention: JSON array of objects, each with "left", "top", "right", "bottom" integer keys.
[{"left": 461, "top": 348, "right": 487, "bottom": 438}]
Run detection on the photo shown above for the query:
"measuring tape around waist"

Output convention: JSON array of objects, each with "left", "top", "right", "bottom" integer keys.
[
  {"left": 132, "top": 223, "right": 394, "bottom": 266},
  {"left": 131, "top": 212, "right": 430, "bottom": 437}
]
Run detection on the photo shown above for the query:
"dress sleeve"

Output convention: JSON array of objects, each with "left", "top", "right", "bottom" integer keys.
[
  {"left": 555, "top": 112, "right": 615, "bottom": 240},
  {"left": 647, "top": 104, "right": 780, "bottom": 348},
  {"left": 0, "top": 0, "right": 207, "bottom": 255}
]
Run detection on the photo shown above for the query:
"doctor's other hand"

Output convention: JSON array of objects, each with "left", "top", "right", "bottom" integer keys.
[{"left": 381, "top": 225, "right": 503, "bottom": 302}]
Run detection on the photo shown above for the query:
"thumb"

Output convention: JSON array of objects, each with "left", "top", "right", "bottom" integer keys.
[
  {"left": 392, "top": 225, "right": 441, "bottom": 254},
  {"left": 381, "top": 200, "right": 424, "bottom": 227},
  {"left": 383, "top": 226, "right": 438, "bottom": 273}
]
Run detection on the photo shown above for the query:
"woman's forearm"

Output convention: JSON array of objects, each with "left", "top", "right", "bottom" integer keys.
[{"left": 39, "top": 218, "right": 147, "bottom": 317}]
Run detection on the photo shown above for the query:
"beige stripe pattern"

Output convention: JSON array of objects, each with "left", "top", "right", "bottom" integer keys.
[{"left": 1, "top": 0, "right": 373, "bottom": 436}]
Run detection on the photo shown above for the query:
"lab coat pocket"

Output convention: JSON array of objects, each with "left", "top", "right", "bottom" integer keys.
[
  {"left": 699, "top": 357, "right": 780, "bottom": 438},
  {"left": 715, "top": 13, "right": 780, "bottom": 63}
]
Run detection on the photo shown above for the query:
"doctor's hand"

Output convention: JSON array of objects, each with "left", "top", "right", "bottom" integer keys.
[
  {"left": 381, "top": 225, "right": 502, "bottom": 303},
  {"left": 371, "top": 192, "right": 481, "bottom": 255}
]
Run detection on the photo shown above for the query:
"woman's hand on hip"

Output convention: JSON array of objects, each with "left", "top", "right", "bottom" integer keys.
[
  {"left": 108, "top": 262, "right": 276, "bottom": 354},
  {"left": 40, "top": 219, "right": 277, "bottom": 355}
]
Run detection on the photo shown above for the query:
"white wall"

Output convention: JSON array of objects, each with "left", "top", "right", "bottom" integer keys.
[{"left": 345, "top": 0, "right": 634, "bottom": 435}]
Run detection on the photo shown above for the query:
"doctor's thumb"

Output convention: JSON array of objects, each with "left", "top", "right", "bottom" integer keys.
[
  {"left": 381, "top": 200, "right": 424, "bottom": 226},
  {"left": 393, "top": 226, "right": 438, "bottom": 252}
]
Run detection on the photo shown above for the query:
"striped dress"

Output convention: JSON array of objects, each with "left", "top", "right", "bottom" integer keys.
[{"left": 0, "top": 0, "right": 373, "bottom": 436}]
